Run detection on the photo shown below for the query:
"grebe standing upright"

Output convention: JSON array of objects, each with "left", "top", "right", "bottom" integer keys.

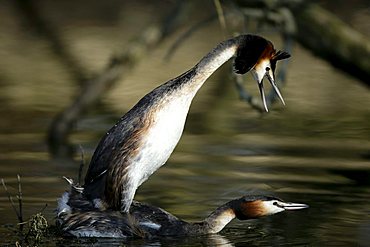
[
  {"left": 82, "top": 34, "right": 290, "bottom": 212},
  {"left": 57, "top": 186, "right": 308, "bottom": 238}
]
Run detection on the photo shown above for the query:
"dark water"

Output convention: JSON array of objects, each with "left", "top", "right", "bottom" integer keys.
[
  {"left": 1, "top": 50, "right": 369, "bottom": 246},
  {"left": 1, "top": 1, "right": 370, "bottom": 246}
]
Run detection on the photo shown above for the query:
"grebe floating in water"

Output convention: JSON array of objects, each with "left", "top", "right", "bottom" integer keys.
[
  {"left": 81, "top": 34, "right": 290, "bottom": 213},
  {"left": 57, "top": 182, "right": 308, "bottom": 238}
]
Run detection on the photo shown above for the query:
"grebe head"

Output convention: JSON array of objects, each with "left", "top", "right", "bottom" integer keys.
[
  {"left": 232, "top": 195, "right": 308, "bottom": 220},
  {"left": 234, "top": 35, "right": 290, "bottom": 112}
]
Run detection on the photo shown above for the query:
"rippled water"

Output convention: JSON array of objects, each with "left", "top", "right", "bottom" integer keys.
[
  {"left": 1, "top": 54, "right": 369, "bottom": 246},
  {"left": 1, "top": 1, "right": 370, "bottom": 246}
]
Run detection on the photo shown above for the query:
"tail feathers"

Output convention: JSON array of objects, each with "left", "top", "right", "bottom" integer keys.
[
  {"left": 63, "top": 176, "right": 84, "bottom": 194},
  {"left": 59, "top": 176, "right": 103, "bottom": 212},
  {"left": 56, "top": 176, "right": 98, "bottom": 223},
  {"left": 56, "top": 176, "right": 149, "bottom": 238}
]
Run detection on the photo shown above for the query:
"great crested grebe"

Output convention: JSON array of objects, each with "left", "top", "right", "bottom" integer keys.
[
  {"left": 80, "top": 34, "right": 290, "bottom": 213},
  {"left": 57, "top": 182, "right": 308, "bottom": 238}
]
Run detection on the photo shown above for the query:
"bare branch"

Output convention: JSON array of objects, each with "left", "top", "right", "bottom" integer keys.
[
  {"left": 1, "top": 178, "right": 22, "bottom": 224},
  {"left": 17, "top": 175, "right": 24, "bottom": 231},
  {"left": 48, "top": 1, "right": 189, "bottom": 158},
  {"left": 14, "top": 0, "right": 88, "bottom": 83},
  {"left": 213, "top": 0, "right": 227, "bottom": 36},
  {"left": 165, "top": 14, "right": 217, "bottom": 61}
]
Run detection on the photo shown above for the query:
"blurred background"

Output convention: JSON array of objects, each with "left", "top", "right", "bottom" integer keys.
[{"left": 0, "top": 0, "right": 369, "bottom": 246}]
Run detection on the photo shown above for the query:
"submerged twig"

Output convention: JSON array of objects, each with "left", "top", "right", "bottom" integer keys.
[
  {"left": 17, "top": 175, "right": 24, "bottom": 231},
  {"left": 2, "top": 176, "right": 49, "bottom": 246},
  {"left": 1, "top": 178, "right": 22, "bottom": 225}
]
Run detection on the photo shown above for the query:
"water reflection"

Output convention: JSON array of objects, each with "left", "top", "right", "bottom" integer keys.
[
  {"left": 1, "top": 1, "right": 370, "bottom": 246},
  {"left": 54, "top": 234, "right": 234, "bottom": 247},
  {"left": 1, "top": 73, "right": 370, "bottom": 246}
]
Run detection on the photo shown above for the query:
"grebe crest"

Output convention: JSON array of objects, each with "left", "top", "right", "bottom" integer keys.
[{"left": 80, "top": 34, "right": 290, "bottom": 213}]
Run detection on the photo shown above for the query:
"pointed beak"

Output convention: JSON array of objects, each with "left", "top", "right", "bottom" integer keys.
[
  {"left": 278, "top": 202, "right": 309, "bottom": 211},
  {"left": 251, "top": 70, "right": 269, "bottom": 112},
  {"left": 258, "top": 79, "right": 269, "bottom": 112},
  {"left": 266, "top": 70, "right": 285, "bottom": 106},
  {"left": 251, "top": 65, "right": 285, "bottom": 112}
]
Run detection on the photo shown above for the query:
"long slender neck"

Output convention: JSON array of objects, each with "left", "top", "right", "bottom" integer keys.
[
  {"left": 194, "top": 38, "right": 239, "bottom": 83},
  {"left": 172, "top": 38, "right": 239, "bottom": 97},
  {"left": 188, "top": 202, "right": 236, "bottom": 235}
]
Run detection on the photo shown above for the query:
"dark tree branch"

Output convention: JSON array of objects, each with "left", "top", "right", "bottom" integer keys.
[
  {"left": 165, "top": 14, "right": 217, "bottom": 61},
  {"left": 293, "top": 3, "right": 370, "bottom": 85},
  {"left": 48, "top": 1, "right": 189, "bottom": 158},
  {"left": 236, "top": 0, "right": 370, "bottom": 85},
  {"left": 14, "top": 0, "right": 88, "bottom": 84},
  {"left": 165, "top": 2, "right": 295, "bottom": 113}
]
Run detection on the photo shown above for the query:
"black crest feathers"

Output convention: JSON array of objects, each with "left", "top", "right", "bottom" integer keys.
[
  {"left": 271, "top": 50, "right": 291, "bottom": 74},
  {"left": 272, "top": 50, "right": 290, "bottom": 61},
  {"left": 233, "top": 35, "right": 269, "bottom": 74}
]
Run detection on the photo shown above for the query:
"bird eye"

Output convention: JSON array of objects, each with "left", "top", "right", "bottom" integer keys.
[
  {"left": 273, "top": 201, "right": 278, "bottom": 206},
  {"left": 265, "top": 67, "right": 270, "bottom": 71}
]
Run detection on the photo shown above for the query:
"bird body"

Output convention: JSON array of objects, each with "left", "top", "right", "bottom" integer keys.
[
  {"left": 84, "top": 69, "right": 199, "bottom": 212},
  {"left": 81, "top": 34, "right": 290, "bottom": 212},
  {"left": 57, "top": 185, "right": 308, "bottom": 238}
]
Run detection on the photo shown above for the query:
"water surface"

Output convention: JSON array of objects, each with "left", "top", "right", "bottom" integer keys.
[{"left": 0, "top": 1, "right": 369, "bottom": 246}]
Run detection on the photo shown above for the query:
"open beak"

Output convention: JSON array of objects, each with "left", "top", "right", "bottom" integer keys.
[
  {"left": 251, "top": 70, "right": 269, "bottom": 112},
  {"left": 258, "top": 79, "right": 268, "bottom": 112},
  {"left": 251, "top": 68, "right": 285, "bottom": 112},
  {"left": 278, "top": 201, "right": 309, "bottom": 211},
  {"left": 266, "top": 70, "right": 285, "bottom": 106}
]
